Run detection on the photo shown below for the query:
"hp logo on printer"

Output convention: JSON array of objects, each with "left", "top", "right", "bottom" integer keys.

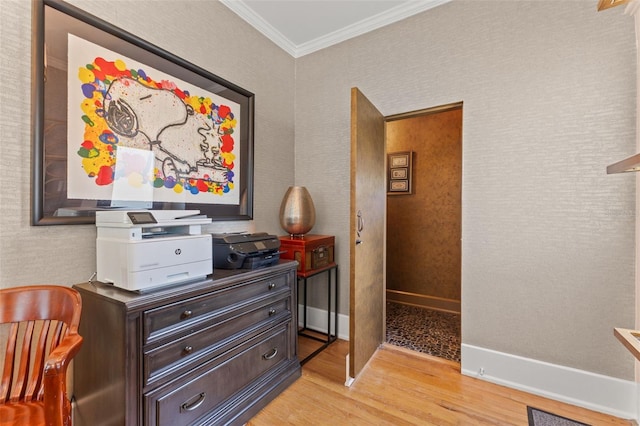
[{"left": 175, "top": 249, "right": 182, "bottom": 255}]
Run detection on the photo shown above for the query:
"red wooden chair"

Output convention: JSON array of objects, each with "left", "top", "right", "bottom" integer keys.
[{"left": 0, "top": 285, "right": 82, "bottom": 426}]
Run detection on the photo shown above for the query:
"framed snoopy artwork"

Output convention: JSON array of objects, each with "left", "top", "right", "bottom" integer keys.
[{"left": 32, "top": 0, "right": 255, "bottom": 225}]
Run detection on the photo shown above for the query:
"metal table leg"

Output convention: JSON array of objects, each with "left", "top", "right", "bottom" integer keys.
[{"left": 297, "top": 264, "right": 338, "bottom": 365}]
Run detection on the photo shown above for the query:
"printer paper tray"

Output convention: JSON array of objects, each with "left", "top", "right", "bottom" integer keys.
[{"left": 107, "top": 259, "right": 211, "bottom": 292}]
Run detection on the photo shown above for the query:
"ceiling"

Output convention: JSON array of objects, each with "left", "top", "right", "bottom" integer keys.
[{"left": 219, "top": 0, "right": 451, "bottom": 58}]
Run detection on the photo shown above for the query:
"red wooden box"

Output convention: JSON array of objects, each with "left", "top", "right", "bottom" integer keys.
[{"left": 279, "top": 235, "right": 335, "bottom": 274}]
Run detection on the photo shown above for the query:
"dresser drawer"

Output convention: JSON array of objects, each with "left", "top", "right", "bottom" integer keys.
[
  {"left": 146, "top": 324, "right": 290, "bottom": 426},
  {"left": 143, "top": 273, "right": 289, "bottom": 344},
  {"left": 144, "top": 297, "right": 290, "bottom": 386}
]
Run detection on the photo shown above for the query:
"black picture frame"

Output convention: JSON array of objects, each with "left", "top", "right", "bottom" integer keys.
[{"left": 32, "top": 0, "right": 255, "bottom": 225}]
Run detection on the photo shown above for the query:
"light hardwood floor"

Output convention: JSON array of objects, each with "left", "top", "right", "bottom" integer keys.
[{"left": 247, "top": 338, "right": 635, "bottom": 425}]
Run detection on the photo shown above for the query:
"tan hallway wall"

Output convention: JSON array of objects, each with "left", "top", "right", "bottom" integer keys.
[{"left": 386, "top": 107, "right": 462, "bottom": 312}]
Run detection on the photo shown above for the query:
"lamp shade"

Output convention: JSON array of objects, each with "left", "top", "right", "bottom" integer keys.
[{"left": 279, "top": 186, "right": 316, "bottom": 237}]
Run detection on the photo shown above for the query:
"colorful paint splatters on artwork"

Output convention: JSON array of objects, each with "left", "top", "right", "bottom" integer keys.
[{"left": 74, "top": 45, "right": 238, "bottom": 199}]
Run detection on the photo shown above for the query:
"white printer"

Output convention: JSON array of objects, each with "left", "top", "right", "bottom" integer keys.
[{"left": 96, "top": 210, "right": 212, "bottom": 292}]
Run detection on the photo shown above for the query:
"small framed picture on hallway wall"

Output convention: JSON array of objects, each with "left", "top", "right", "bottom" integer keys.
[{"left": 387, "top": 151, "right": 413, "bottom": 195}]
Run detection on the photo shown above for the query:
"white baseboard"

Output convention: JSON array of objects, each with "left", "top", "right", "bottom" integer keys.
[
  {"left": 298, "top": 304, "right": 350, "bottom": 341},
  {"left": 461, "top": 343, "right": 638, "bottom": 421}
]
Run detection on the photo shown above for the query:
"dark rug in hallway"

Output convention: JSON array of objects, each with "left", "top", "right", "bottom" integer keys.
[
  {"left": 386, "top": 301, "right": 461, "bottom": 362},
  {"left": 527, "top": 406, "right": 590, "bottom": 426}
]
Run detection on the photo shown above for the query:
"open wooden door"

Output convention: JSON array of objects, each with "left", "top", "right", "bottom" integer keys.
[{"left": 347, "top": 87, "right": 386, "bottom": 383}]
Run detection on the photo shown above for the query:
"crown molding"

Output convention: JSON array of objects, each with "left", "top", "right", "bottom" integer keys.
[
  {"left": 220, "top": 0, "right": 451, "bottom": 58},
  {"left": 220, "top": 0, "right": 298, "bottom": 56}
]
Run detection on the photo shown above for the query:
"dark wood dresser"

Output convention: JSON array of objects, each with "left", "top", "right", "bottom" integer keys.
[{"left": 73, "top": 261, "right": 300, "bottom": 426}]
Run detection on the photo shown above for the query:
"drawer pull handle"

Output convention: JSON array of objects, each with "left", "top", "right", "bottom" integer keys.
[
  {"left": 180, "top": 392, "right": 206, "bottom": 412},
  {"left": 181, "top": 310, "right": 193, "bottom": 319},
  {"left": 183, "top": 345, "right": 194, "bottom": 354},
  {"left": 268, "top": 308, "right": 277, "bottom": 316},
  {"left": 263, "top": 348, "right": 278, "bottom": 360},
  {"left": 268, "top": 282, "right": 276, "bottom": 290}
]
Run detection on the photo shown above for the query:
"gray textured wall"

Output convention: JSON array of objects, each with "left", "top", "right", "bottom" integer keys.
[
  {"left": 0, "top": 0, "right": 636, "bottom": 382},
  {"left": 0, "top": 0, "right": 295, "bottom": 286},
  {"left": 294, "top": 0, "right": 636, "bottom": 380}
]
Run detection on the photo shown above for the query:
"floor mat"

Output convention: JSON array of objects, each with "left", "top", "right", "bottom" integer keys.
[{"left": 527, "top": 406, "right": 589, "bottom": 426}]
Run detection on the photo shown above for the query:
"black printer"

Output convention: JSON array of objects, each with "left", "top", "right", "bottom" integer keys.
[{"left": 212, "top": 232, "right": 281, "bottom": 269}]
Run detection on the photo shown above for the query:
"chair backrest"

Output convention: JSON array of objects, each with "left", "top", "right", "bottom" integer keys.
[{"left": 0, "top": 285, "right": 82, "bottom": 404}]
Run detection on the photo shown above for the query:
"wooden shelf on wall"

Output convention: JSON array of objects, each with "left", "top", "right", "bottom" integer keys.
[
  {"left": 614, "top": 327, "right": 640, "bottom": 361},
  {"left": 597, "top": 0, "right": 630, "bottom": 12}
]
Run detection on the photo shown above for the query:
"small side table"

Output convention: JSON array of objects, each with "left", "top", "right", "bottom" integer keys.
[{"left": 297, "top": 262, "right": 338, "bottom": 365}]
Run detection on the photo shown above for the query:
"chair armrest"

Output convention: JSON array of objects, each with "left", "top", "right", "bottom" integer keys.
[
  {"left": 44, "top": 333, "right": 83, "bottom": 377},
  {"left": 43, "top": 334, "right": 83, "bottom": 426}
]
